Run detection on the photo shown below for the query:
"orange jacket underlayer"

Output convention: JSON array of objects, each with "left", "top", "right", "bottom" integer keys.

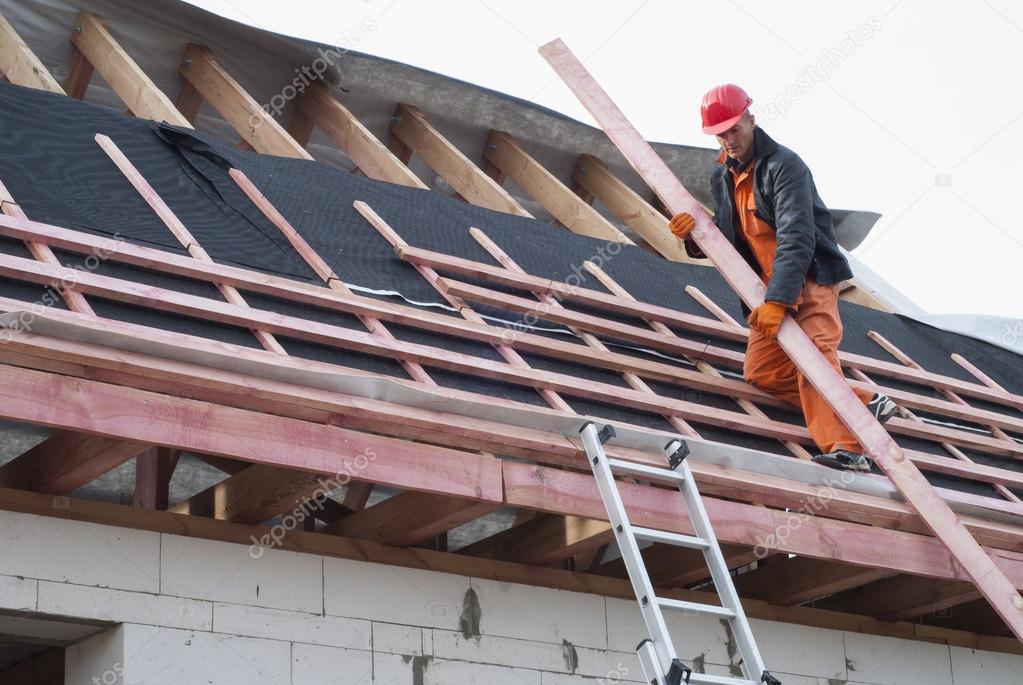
[{"left": 730, "top": 158, "right": 874, "bottom": 454}]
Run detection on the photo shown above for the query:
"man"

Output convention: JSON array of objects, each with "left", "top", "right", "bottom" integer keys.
[{"left": 669, "top": 84, "right": 896, "bottom": 471}]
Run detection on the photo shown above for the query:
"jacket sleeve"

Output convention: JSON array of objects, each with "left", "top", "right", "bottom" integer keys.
[{"left": 764, "top": 156, "right": 817, "bottom": 306}]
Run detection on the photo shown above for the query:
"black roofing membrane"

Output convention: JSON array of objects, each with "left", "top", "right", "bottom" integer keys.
[{"left": 1, "top": 82, "right": 1021, "bottom": 494}]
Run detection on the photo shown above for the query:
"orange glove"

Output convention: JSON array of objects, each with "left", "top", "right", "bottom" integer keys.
[
  {"left": 669, "top": 212, "right": 696, "bottom": 239},
  {"left": 747, "top": 301, "right": 790, "bottom": 341}
]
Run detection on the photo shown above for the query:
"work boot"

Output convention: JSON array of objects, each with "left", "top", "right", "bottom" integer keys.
[
  {"left": 867, "top": 392, "right": 898, "bottom": 424},
  {"left": 812, "top": 449, "right": 872, "bottom": 472}
]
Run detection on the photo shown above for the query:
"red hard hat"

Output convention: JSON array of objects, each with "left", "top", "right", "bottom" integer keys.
[{"left": 701, "top": 84, "right": 753, "bottom": 135}]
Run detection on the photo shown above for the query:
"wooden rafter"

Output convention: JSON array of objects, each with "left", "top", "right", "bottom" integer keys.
[
  {"left": 295, "top": 82, "right": 427, "bottom": 188},
  {"left": 69, "top": 12, "right": 191, "bottom": 127},
  {"left": 133, "top": 447, "right": 178, "bottom": 510},
  {"left": 732, "top": 556, "right": 894, "bottom": 607},
  {"left": 483, "top": 130, "right": 632, "bottom": 242},
  {"left": 0, "top": 430, "right": 150, "bottom": 494},
  {"left": 0, "top": 14, "right": 64, "bottom": 93},
  {"left": 388, "top": 103, "right": 532, "bottom": 216},
  {"left": 330, "top": 491, "right": 498, "bottom": 547},
  {"left": 573, "top": 153, "right": 698, "bottom": 262},
  {"left": 178, "top": 44, "right": 312, "bottom": 159}
]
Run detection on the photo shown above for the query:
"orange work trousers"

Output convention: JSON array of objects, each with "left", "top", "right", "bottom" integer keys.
[{"left": 743, "top": 280, "right": 874, "bottom": 454}]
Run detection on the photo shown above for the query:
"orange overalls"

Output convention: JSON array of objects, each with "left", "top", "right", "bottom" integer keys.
[{"left": 730, "top": 157, "right": 874, "bottom": 453}]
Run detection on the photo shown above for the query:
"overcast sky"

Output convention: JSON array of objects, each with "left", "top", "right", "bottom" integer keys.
[{"left": 185, "top": 0, "right": 1023, "bottom": 321}]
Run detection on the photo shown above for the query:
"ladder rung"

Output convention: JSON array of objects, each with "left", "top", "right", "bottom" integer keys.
[
  {"left": 687, "top": 673, "right": 760, "bottom": 685},
  {"left": 657, "top": 597, "right": 735, "bottom": 619},
  {"left": 606, "top": 458, "right": 685, "bottom": 483},
  {"left": 632, "top": 526, "right": 708, "bottom": 550}
]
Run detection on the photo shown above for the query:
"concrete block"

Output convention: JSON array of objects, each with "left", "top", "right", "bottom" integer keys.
[
  {"left": 470, "top": 577, "right": 607, "bottom": 649},
  {"left": 292, "top": 643, "right": 373, "bottom": 684},
  {"left": 323, "top": 557, "right": 468, "bottom": 630},
  {"left": 605, "top": 596, "right": 731, "bottom": 666},
  {"left": 65, "top": 625, "right": 125, "bottom": 685},
  {"left": 0, "top": 510, "right": 159, "bottom": 592},
  {"left": 540, "top": 671, "right": 643, "bottom": 685},
  {"left": 0, "top": 573, "right": 36, "bottom": 612},
  {"left": 373, "top": 653, "right": 541, "bottom": 684},
  {"left": 38, "top": 581, "right": 211, "bottom": 630},
  {"left": 844, "top": 630, "right": 952, "bottom": 685},
  {"left": 430, "top": 628, "right": 637, "bottom": 679},
  {"left": 122, "top": 623, "right": 291, "bottom": 685},
  {"left": 160, "top": 533, "right": 322, "bottom": 613},
  {"left": 950, "top": 645, "right": 1023, "bottom": 684},
  {"left": 373, "top": 621, "right": 423, "bottom": 656},
  {"left": 212, "top": 602, "right": 370, "bottom": 650},
  {"left": 750, "top": 618, "right": 846, "bottom": 680}
]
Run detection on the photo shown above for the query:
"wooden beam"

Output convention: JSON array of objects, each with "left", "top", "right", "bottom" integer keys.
[
  {"left": 295, "top": 83, "right": 426, "bottom": 188},
  {"left": 483, "top": 130, "right": 631, "bottom": 242},
  {"left": 330, "top": 490, "right": 498, "bottom": 546},
  {"left": 539, "top": 37, "right": 1023, "bottom": 639},
  {"left": 0, "top": 15, "right": 64, "bottom": 93},
  {"left": 819, "top": 574, "right": 982, "bottom": 622},
  {"left": 169, "top": 464, "right": 322, "bottom": 523},
  {"left": 504, "top": 459, "right": 1023, "bottom": 588},
  {"left": 178, "top": 44, "right": 312, "bottom": 159},
  {"left": 732, "top": 556, "right": 894, "bottom": 606},
  {"left": 573, "top": 154, "right": 699, "bottom": 262},
  {"left": 3, "top": 304, "right": 1023, "bottom": 556},
  {"left": 69, "top": 12, "right": 191, "bottom": 126},
  {"left": 0, "top": 485, "right": 1017, "bottom": 655},
  {"left": 459, "top": 514, "right": 612, "bottom": 566},
  {"left": 6, "top": 212, "right": 1022, "bottom": 450},
  {"left": 0, "top": 430, "right": 150, "bottom": 494},
  {"left": 133, "top": 446, "right": 177, "bottom": 510},
  {"left": 388, "top": 104, "right": 531, "bottom": 216},
  {"left": 175, "top": 80, "right": 203, "bottom": 124},
  {"left": 0, "top": 363, "right": 504, "bottom": 504},
  {"left": 62, "top": 45, "right": 93, "bottom": 99}
]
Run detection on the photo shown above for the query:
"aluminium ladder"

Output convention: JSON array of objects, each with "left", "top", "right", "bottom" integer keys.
[{"left": 579, "top": 422, "right": 779, "bottom": 685}]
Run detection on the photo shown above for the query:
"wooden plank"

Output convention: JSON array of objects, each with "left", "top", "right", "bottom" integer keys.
[
  {"left": 732, "top": 556, "right": 894, "bottom": 606},
  {"left": 0, "top": 430, "right": 150, "bottom": 494},
  {"left": 69, "top": 12, "right": 191, "bottom": 126},
  {"left": 62, "top": 45, "right": 94, "bottom": 99},
  {"left": 388, "top": 103, "right": 532, "bottom": 216},
  {"left": 503, "top": 459, "right": 1023, "bottom": 588},
  {"left": 175, "top": 80, "right": 203, "bottom": 124},
  {"left": 178, "top": 44, "right": 312, "bottom": 159},
  {"left": 459, "top": 513, "right": 612, "bottom": 566},
  {"left": 170, "top": 464, "right": 321, "bottom": 523},
  {"left": 0, "top": 363, "right": 504, "bottom": 503},
  {"left": 287, "top": 107, "right": 314, "bottom": 147},
  {"left": 573, "top": 154, "right": 699, "bottom": 262},
  {"left": 330, "top": 490, "right": 498, "bottom": 546},
  {"left": 0, "top": 15, "right": 64, "bottom": 93},
  {"left": 296, "top": 83, "right": 427, "bottom": 188},
  {"left": 483, "top": 130, "right": 631, "bottom": 242},
  {"left": 6, "top": 212, "right": 1022, "bottom": 447},
  {"left": 3, "top": 303, "right": 1023, "bottom": 552},
  {"left": 133, "top": 446, "right": 177, "bottom": 510},
  {"left": 95, "top": 133, "right": 287, "bottom": 354},
  {"left": 0, "top": 180, "right": 93, "bottom": 314},
  {"left": 820, "top": 574, "right": 981, "bottom": 622},
  {"left": 539, "top": 37, "right": 1023, "bottom": 639}
]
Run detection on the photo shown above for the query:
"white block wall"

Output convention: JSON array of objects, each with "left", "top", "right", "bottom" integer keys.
[{"left": 0, "top": 510, "right": 1019, "bottom": 684}]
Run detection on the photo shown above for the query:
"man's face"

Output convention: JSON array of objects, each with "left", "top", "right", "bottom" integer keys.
[{"left": 715, "top": 113, "right": 756, "bottom": 162}]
